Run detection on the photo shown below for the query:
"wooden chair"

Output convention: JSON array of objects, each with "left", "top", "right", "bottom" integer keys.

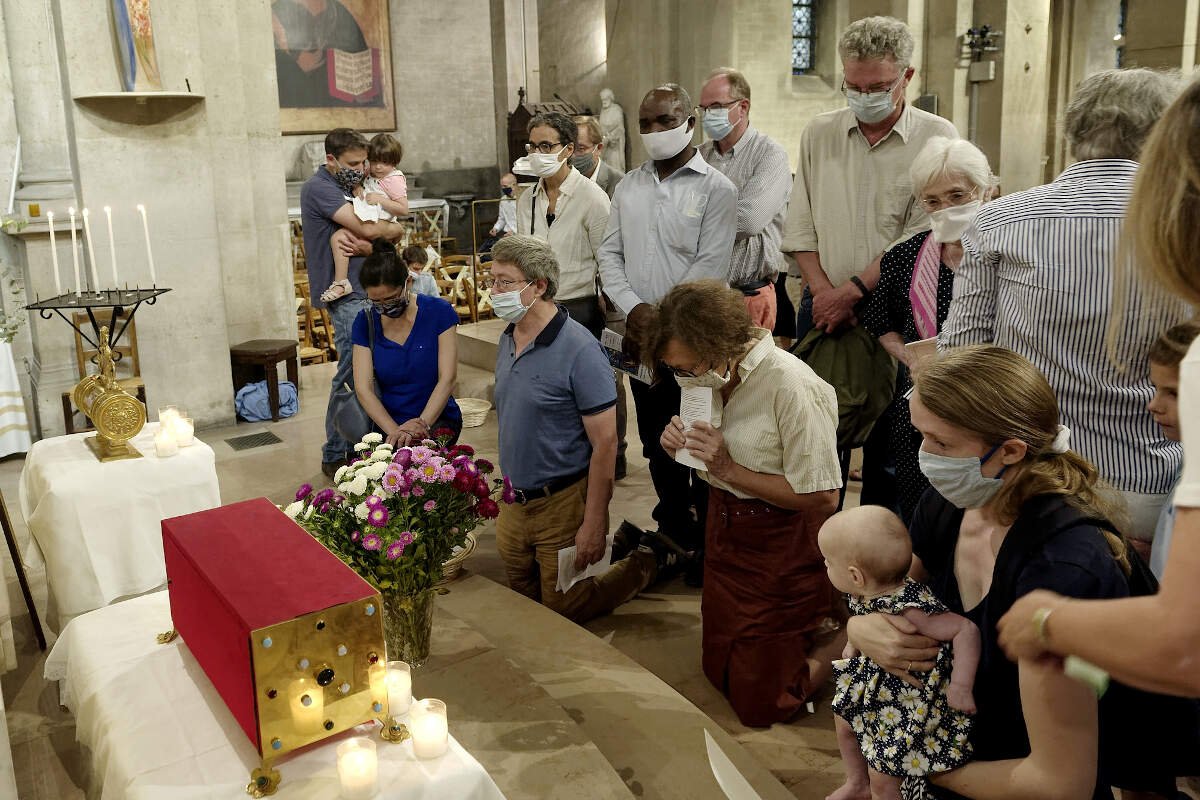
[
  {"left": 295, "top": 297, "right": 328, "bottom": 365},
  {"left": 61, "top": 310, "right": 146, "bottom": 435}
]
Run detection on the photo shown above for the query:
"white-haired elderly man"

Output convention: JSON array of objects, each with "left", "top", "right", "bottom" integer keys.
[
  {"left": 860, "top": 136, "right": 996, "bottom": 522},
  {"left": 489, "top": 235, "right": 663, "bottom": 623},
  {"left": 781, "top": 15, "right": 958, "bottom": 510},
  {"left": 940, "top": 68, "right": 1183, "bottom": 551}
]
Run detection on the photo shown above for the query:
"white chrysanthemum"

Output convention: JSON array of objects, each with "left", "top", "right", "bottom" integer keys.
[
  {"left": 283, "top": 500, "right": 303, "bottom": 519},
  {"left": 362, "top": 432, "right": 384, "bottom": 444},
  {"left": 334, "top": 465, "right": 350, "bottom": 483},
  {"left": 361, "top": 462, "right": 388, "bottom": 480},
  {"left": 355, "top": 502, "right": 369, "bottom": 520},
  {"left": 372, "top": 486, "right": 388, "bottom": 499},
  {"left": 904, "top": 752, "right": 930, "bottom": 776},
  {"left": 353, "top": 442, "right": 370, "bottom": 452},
  {"left": 346, "top": 475, "right": 368, "bottom": 496},
  {"left": 303, "top": 505, "right": 315, "bottom": 520}
]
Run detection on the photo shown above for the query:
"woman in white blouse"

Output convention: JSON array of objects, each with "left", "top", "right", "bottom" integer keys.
[
  {"left": 996, "top": 77, "right": 1200, "bottom": 696},
  {"left": 647, "top": 280, "right": 844, "bottom": 726}
]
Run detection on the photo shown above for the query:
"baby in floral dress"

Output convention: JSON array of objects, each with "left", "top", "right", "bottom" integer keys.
[{"left": 818, "top": 505, "right": 979, "bottom": 800}]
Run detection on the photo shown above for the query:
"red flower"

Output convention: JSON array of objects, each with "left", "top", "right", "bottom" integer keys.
[
  {"left": 476, "top": 498, "right": 500, "bottom": 518},
  {"left": 472, "top": 480, "right": 490, "bottom": 499},
  {"left": 453, "top": 444, "right": 476, "bottom": 457},
  {"left": 452, "top": 471, "right": 475, "bottom": 492}
]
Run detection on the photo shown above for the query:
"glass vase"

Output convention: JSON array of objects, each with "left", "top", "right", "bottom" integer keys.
[{"left": 380, "top": 587, "right": 435, "bottom": 668}]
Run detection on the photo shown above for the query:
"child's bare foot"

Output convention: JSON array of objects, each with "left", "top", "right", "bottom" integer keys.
[
  {"left": 826, "top": 780, "right": 871, "bottom": 800},
  {"left": 320, "top": 279, "right": 352, "bottom": 303},
  {"left": 946, "top": 684, "right": 977, "bottom": 714}
]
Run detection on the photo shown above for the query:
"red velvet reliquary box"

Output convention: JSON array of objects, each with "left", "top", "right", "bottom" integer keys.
[{"left": 163, "top": 497, "right": 387, "bottom": 760}]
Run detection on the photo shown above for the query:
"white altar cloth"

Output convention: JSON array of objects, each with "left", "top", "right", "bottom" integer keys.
[
  {"left": 44, "top": 593, "right": 507, "bottom": 800},
  {"left": 18, "top": 423, "right": 220, "bottom": 623}
]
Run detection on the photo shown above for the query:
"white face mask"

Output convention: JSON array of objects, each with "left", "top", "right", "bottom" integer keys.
[
  {"left": 844, "top": 75, "right": 903, "bottom": 124},
  {"left": 491, "top": 282, "right": 533, "bottom": 322},
  {"left": 917, "top": 444, "right": 1007, "bottom": 509},
  {"left": 527, "top": 148, "right": 568, "bottom": 178},
  {"left": 675, "top": 369, "right": 731, "bottom": 390},
  {"left": 928, "top": 200, "right": 981, "bottom": 243},
  {"left": 640, "top": 118, "right": 694, "bottom": 161}
]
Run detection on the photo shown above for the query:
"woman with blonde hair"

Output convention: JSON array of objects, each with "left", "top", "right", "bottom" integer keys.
[
  {"left": 850, "top": 345, "right": 1192, "bottom": 798},
  {"left": 998, "top": 80, "right": 1200, "bottom": 696}
]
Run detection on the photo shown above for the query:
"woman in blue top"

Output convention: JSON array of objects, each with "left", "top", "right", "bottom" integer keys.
[{"left": 352, "top": 240, "right": 462, "bottom": 446}]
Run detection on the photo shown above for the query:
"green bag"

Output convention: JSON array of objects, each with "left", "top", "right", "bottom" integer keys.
[{"left": 792, "top": 325, "right": 897, "bottom": 450}]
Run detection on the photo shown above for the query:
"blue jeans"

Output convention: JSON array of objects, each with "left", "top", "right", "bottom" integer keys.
[{"left": 322, "top": 296, "right": 370, "bottom": 463}]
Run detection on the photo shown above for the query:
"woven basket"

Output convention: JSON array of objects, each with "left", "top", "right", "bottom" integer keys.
[
  {"left": 436, "top": 532, "right": 477, "bottom": 586},
  {"left": 457, "top": 397, "right": 491, "bottom": 428}
]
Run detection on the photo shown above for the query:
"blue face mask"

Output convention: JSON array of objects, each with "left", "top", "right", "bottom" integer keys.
[
  {"left": 845, "top": 77, "right": 902, "bottom": 124},
  {"left": 917, "top": 444, "right": 1008, "bottom": 509},
  {"left": 491, "top": 282, "right": 532, "bottom": 322},
  {"left": 702, "top": 107, "right": 736, "bottom": 141}
]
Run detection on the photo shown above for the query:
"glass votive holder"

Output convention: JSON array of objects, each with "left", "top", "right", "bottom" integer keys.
[
  {"left": 153, "top": 426, "right": 178, "bottom": 458},
  {"left": 385, "top": 660, "right": 411, "bottom": 717},
  {"left": 172, "top": 416, "right": 195, "bottom": 447},
  {"left": 336, "top": 737, "right": 378, "bottom": 800},
  {"left": 410, "top": 698, "right": 448, "bottom": 759},
  {"left": 158, "top": 405, "right": 179, "bottom": 427}
]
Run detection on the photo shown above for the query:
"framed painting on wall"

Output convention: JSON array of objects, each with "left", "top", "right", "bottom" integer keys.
[{"left": 272, "top": 0, "right": 395, "bottom": 134}]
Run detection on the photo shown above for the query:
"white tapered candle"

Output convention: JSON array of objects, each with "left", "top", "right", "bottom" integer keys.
[
  {"left": 103, "top": 206, "right": 118, "bottom": 288},
  {"left": 68, "top": 207, "right": 81, "bottom": 296},
  {"left": 82, "top": 209, "right": 100, "bottom": 293},
  {"left": 47, "top": 212, "right": 62, "bottom": 296},
  {"left": 137, "top": 204, "right": 156, "bottom": 286}
]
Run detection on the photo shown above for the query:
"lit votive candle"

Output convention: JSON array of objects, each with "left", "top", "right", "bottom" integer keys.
[
  {"left": 384, "top": 661, "right": 411, "bottom": 717},
  {"left": 153, "top": 426, "right": 178, "bottom": 458},
  {"left": 172, "top": 417, "right": 195, "bottom": 447},
  {"left": 410, "top": 698, "right": 448, "bottom": 759},
  {"left": 336, "top": 737, "right": 378, "bottom": 800},
  {"left": 158, "top": 405, "right": 180, "bottom": 428}
]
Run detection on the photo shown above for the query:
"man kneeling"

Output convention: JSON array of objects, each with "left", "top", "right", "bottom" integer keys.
[{"left": 491, "top": 235, "right": 661, "bottom": 622}]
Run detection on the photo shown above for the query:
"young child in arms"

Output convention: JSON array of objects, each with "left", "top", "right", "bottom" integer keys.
[
  {"left": 323, "top": 133, "right": 409, "bottom": 303},
  {"left": 819, "top": 505, "right": 979, "bottom": 800}
]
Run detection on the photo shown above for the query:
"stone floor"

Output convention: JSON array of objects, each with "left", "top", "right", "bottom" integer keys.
[{"left": 0, "top": 360, "right": 857, "bottom": 799}]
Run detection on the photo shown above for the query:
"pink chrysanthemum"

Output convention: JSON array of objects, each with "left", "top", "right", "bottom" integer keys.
[
  {"left": 392, "top": 448, "right": 413, "bottom": 468},
  {"left": 385, "top": 541, "right": 406, "bottom": 560},
  {"left": 438, "top": 465, "right": 456, "bottom": 482},
  {"left": 397, "top": 530, "right": 415, "bottom": 546},
  {"left": 367, "top": 506, "right": 389, "bottom": 527},
  {"left": 418, "top": 463, "right": 440, "bottom": 483},
  {"left": 409, "top": 445, "right": 434, "bottom": 465},
  {"left": 295, "top": 483, "right": 313, "bottom": 501},
  {"left": 423, "top": 500, "right": 437, "bottom": 512},
  {"left": 351, "top": 530, "right": 361, "bottom": 541},
  {"left": 411, "top": 484, "right": 425, "bottom": 497},
  {"left": 365, "top": 494, "right": 383, "bottom": 509},
  {"left": 361, "top": 532, "right": 382, "bottom": 551},
  {"left": 381, "top": 468, "right": 404, "bottom": 492}
]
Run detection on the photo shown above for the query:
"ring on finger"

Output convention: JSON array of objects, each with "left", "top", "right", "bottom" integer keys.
[{"left": 905, "top": 660, "right": 912, "bottom": 672}]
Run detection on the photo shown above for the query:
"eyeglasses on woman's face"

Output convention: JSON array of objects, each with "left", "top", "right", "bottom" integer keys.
[
  {"left": 919, "top": 188, "right": 979, "bottom": 213},
  {"left": 524, "top": 141, "right": 567, "bottom": 155}
]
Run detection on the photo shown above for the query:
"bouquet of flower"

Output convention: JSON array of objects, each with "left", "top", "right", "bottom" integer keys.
[{"left": 285, "top": 432, "right": 513, "bottom": 597}]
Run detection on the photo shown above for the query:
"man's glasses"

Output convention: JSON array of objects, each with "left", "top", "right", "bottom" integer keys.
[
  {"left": 524, "top": 141, "right": 566, "bottom": 154},
  {"left": 840, "top": 75, "right": 904, "bottom": 97},
  {"left": 482, "top": 277, "right": 529, "bottom": 292}
]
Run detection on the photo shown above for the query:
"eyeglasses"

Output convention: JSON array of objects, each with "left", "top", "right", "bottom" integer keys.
[
  {"left": 667, "top": 365, "right": 703, "bottom": 378},
  {"left": 524, "top": 141, "right": 566, "bottom": 155},
  {"left": 696, "top": 99, "right": 742, "bottom": 113},
  {"left": 482, "top": 277, "right": 530, "bottom": 292},
  {"left": 919, "top": 189, "right": 978, "bottom": 212},
  {"left": 840, "top": 74, "right": 904, "bottom": 97}
]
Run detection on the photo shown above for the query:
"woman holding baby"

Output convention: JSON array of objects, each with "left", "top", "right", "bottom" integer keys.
[
  {"left": 842, "top": 345, "right": 1195, "bottom": 799},
  {"left": 645, "top": 280, "right": 844, "bottom": 727}
]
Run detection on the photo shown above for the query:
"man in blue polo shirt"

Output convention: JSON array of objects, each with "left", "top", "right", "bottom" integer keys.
[
  {"left": 301, "top": 128, "right": 405, "bottom": 477},
  {"left": 490, "top": 235, "right": 663, "bottom": 623}
]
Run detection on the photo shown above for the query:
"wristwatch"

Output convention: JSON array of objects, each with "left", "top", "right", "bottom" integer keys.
[{"left": 849, "top": 276, "right": 871, "bottom": 300}]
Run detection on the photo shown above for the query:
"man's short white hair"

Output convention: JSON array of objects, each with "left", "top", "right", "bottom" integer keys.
[
  {"left": 838, "top": 16, "right": 914, "bottom": 71},
  {"left": 1064, "top": 68, "right": 1181, "bottom": 161},
  {"left": 909, "top": 136, "right": 996, "bottom": 197}
]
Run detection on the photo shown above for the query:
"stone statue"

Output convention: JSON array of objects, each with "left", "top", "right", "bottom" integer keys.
[{"left": 598, "top": 88, "right": 626, "bottom": 173}]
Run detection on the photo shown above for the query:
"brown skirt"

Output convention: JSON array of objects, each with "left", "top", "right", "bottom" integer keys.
[{"left": 701, "top": 485, "right": 836, "bottom": 727}]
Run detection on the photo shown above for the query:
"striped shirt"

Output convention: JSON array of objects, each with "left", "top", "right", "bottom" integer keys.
[
  {"left": 939, "top": 159, "right": 1182, "bottom": 494},
  {"left": 699, "top": 127, "right": 792, "bottom": 286},
  {"left": 699, "top": 329, "right": 843, "bottom": 498}
]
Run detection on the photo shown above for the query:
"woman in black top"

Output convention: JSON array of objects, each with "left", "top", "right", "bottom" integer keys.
[
  {"left": 847, "top": 346, "right": 1192, "bottom": 799},
  {"left": 861, "top": 136, "right": 995, "bottom": 522}
]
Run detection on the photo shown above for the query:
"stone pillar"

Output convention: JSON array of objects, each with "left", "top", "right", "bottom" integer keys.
[{"left": 998, "top": 0, "right": 1052, "bottom": 192}]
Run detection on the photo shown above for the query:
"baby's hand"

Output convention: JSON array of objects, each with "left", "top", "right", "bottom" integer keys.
[{"left": 945, "top": 684, "right": 976, "bottom": 714}]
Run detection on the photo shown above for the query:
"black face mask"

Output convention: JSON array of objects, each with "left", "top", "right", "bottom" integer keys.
[
  {"left": 332, "top": 160, "right": 365, "bottom": 195},
  {"left": 374, "top": 296, "right": 409, "bottom": 317}
]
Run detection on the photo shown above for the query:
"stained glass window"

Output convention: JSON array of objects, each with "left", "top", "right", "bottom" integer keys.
[{"left": 792, "top": 0, "right": 816, "bottom": 75}]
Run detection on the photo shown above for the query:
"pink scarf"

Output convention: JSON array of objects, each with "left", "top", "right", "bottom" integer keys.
[{"left": 909, "top": 233, "right": 942, "bottom": 340}]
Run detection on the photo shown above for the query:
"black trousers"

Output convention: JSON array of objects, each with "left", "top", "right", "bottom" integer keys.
[{"left": 629, "top": 374, "right": 706, "bottom": 550}]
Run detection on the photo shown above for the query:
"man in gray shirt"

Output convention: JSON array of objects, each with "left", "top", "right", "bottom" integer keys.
[
  {"left": 698, "top": 67, "right": 791, "bottom": 330},
  {"left": 598, "top": 82, "right": 737, "bottom": 561}
]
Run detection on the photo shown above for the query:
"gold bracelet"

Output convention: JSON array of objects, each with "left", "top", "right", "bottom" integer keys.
[{"left": 1032, "top": 606, "right": 1055, "bottom": 645}]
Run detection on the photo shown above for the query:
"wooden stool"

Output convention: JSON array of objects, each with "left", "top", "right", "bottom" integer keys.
[{"left": 229, "top": 340, "right": 299, "bottom": 422}]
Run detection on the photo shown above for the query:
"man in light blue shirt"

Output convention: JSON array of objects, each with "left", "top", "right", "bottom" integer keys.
[{"left": 596, "top": 83, "right": 737, "bottom": 565}]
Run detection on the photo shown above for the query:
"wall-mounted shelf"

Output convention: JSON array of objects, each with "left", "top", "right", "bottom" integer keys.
[{"left": 73, "top": 92, "right": 205, "bottom": 125}]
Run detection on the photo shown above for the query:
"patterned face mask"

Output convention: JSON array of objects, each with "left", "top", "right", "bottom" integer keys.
[{"left": 332, "top": 159, "right": 365, "bottom": 195}]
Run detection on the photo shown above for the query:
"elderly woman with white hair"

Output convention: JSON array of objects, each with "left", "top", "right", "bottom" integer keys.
[{"left": 862, "top": 136, "right": 996, "bottom": 521}]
